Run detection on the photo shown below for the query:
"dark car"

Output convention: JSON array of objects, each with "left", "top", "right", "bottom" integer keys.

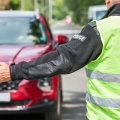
[{"left": 0, "top": 10, "right": 68, "bottom": 120}]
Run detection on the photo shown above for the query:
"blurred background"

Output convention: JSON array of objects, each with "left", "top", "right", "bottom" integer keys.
[{"left": 0, "top": 0, "right": 105, "bottom": 25}]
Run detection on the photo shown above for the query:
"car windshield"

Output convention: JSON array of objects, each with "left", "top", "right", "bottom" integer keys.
[
  {"left": 0, "top": 18, "right": 48, "bottom": 45},
  {"left": 96, "top": 10, "right": 107, "bottom": 20}
]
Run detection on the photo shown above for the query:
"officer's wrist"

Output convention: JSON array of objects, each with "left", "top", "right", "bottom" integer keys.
[{"left": 10, "top": 63, "right": 16, "bottom": 81}]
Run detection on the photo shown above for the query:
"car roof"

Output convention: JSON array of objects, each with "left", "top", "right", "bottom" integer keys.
[
  {"left": 0, "top": 10, "right": 40, "bottom": 19},
  {"left": 89, "top": 5, "right": 107, "bottom": 11}
]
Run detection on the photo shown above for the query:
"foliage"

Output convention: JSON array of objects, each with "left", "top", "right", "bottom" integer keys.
[
  {"left": 52, "top": 0, "right": 73, "bottom": 20},
  {"left": 9, "top": 0, "right": 20, "bottom": 10},
  {"left": 9, "top": 0, "right": 35, "bottom": 10},
  {"left": 64, "top": 0, "right": 105, "bottom": 24},
  {"left": 24, "top": 0, "right": 34, "bottom": 10}
]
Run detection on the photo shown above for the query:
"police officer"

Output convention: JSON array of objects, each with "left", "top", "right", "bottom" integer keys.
[{"left": 0, "top": 0, "right": 120, "bottom": 119}]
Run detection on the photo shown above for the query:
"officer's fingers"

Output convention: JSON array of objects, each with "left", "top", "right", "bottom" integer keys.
[
  {"left": 0, "top": 62, "right": 7, "bottom": 66},
  {"left": 0, "top": 62, "right": 7, "bottom": 65},
  {"left": 0, "top": 62, "right": 8, "bottom": 69},
  {"left": 0, "top": 63, "right": 11, "bottom": 82}
]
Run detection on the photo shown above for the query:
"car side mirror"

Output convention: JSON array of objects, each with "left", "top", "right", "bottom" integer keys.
[{"left": 54, "top": 35, "right": 68, "bottom": 44}]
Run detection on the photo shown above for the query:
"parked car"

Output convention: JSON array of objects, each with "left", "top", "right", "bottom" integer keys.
[
  {"left": 0, "top": 10, "right": 68, "bottom": 120},
  {"left": 88, "top": 5, "right": 107, "bottom": 21}
]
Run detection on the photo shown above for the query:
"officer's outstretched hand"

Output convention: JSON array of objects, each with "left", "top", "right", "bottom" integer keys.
[{"left": 0, "top": 62, "right": 11, "bottom": 82}]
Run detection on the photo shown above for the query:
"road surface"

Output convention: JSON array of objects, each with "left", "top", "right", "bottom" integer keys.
[{"left": 52, "top": 21, "right": 88, "bottom": 120}]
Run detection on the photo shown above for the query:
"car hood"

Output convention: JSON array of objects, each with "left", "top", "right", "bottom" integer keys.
[{"left": 0, "top": 44, "right": 50, "bottom": 64}]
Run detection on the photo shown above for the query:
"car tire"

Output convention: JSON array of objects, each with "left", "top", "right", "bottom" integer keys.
[{"left": 44, "top": 86, "right": 62, "bottom": 120}]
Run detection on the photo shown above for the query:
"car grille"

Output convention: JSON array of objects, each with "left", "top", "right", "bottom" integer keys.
[
  {"left": 0, "top": 99, "right": 30, "bottom": 107},
  {"left": 0, "top": 80, "right": 21, "bottom": 91}
]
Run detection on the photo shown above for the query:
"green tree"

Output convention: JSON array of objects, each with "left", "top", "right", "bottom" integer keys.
[
  {"left": 24, "top": 0, "right": 34, "bottom": 10},
  {"left": 53, "top": 0, "right": 72, "bottom": 20},
  {"left": 64, "top": 0, "right": 105, "bottom": 24},
  {"left": 9, "top": 0, "right": 20, "bottom": 10}
]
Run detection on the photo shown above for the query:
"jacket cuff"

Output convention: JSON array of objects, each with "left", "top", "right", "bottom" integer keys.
[{"left": 10, "top": 63, "right": 16, "bottom": 81}]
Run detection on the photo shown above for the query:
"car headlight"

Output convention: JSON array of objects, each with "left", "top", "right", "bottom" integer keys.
[{"left": 37, "top": 77, "right": 52, "bottom": 92}]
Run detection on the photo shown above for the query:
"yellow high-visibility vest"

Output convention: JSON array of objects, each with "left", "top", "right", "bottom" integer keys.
[{"left": 86, "top": 16, "right": 120, "bottom": 120}]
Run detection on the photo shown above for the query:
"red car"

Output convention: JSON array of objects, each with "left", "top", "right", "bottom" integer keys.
[{"left": 0, "top": 10, "right": 68, "bottom": 120}]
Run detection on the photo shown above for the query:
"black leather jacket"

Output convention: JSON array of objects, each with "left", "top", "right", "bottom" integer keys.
[{"left": 10, "top": 4, "right": 120, "bottom": 81}]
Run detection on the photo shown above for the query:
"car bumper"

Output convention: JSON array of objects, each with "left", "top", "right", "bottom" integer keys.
[{"left": 0, "top": 100, "right": 56, "bottom": 114}]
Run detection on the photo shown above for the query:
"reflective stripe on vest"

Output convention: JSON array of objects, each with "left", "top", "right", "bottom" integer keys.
[
  {"left": 86, "top": 92, "right": 120, "bottom": 108},
  {"left": 86, "top": 69, "right": 120, "bottom": 83}
]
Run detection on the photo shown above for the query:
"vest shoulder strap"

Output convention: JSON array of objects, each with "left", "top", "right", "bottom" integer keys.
[{"left": 88, "top": 21, "right": 101, "bottom": 41}]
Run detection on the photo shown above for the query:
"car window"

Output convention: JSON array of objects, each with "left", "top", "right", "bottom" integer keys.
[
  {"left": 96, "top": 10, "right": 107, "bottom": 20},
  {"left": 0, "top": 18, "right": 48, "bottom": 45}
]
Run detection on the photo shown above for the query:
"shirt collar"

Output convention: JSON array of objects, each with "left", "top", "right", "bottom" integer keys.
[{"left": 103, "top": 4, "right": 120, "bottom": 18}]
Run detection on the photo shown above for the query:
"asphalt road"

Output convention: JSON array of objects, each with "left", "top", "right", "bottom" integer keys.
[{"left": 52, "top": 21, "right": 88, "bottom": 120}]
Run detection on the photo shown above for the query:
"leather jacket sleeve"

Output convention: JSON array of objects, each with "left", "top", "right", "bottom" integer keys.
[{"left": 10, "top": 23, "right": 103, "bottom": 81}]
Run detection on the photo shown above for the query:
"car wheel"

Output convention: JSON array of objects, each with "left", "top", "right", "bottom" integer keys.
[{"left": 44, "top": 87, "right": 62, "bottom": 120}]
